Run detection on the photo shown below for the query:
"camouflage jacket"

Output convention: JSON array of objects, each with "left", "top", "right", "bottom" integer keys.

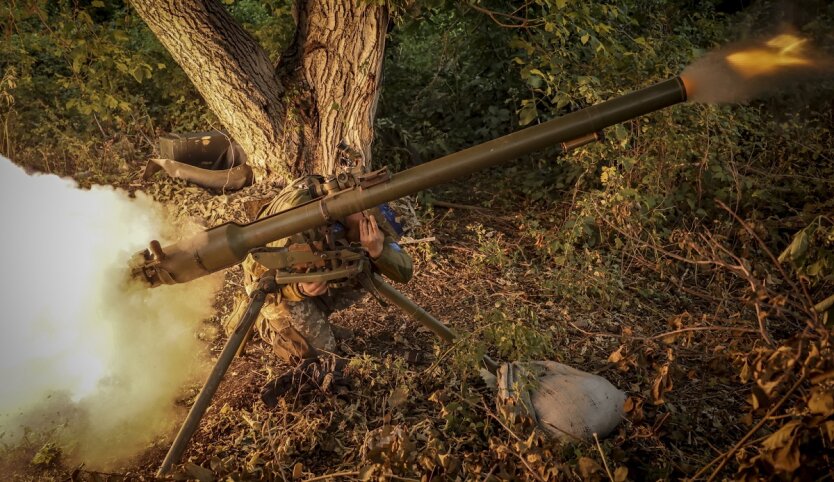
[{"left": 242, "top": 177, "right": 413, "bottom": 300}]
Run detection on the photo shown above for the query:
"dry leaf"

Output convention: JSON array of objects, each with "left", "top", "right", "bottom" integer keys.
[
  {"left": 651, "top": 364, "right": 672, "bottom": 405},
  {"left": 608, "top": 346, "right": 625, "bottom": 364},
  {"left": 389, "top": 386, "right": 409, "bottom": 409},
  {"left": 761, "top": 421, "right": 798, "bottom": 451},
  {"left": 578, "top": 456, "right": 602, "bottom": 480},
  {"left": 184, "top": 462, "right": 215, "bottom": 482},
  {"left": 808, "top": 389, "right": 834, "bottom": 416},
  {"left": 770, "top": 438, "right": 800, "bottom": 473},
  {"left": 739, "top": 412, "right": 753, "bottom": 426},
  {"left": 739, "top": 361, "right": 751, "bottom": 383},
  {"left": 358, "top": 465, "right": 375, "bottom": 481}
]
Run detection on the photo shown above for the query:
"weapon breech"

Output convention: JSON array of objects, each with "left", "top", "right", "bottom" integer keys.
[{"left": 131, "top": 77, "right": 687, "bottom": 287}]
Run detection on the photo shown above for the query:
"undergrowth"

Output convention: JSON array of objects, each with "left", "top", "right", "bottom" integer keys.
[{"left": 2, "top": 0, "right": 833, "bottom": 480}]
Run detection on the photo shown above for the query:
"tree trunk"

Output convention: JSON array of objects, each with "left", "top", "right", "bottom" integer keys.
[{"left": 129, "top": 0, "right": 387, "bottom": 181}]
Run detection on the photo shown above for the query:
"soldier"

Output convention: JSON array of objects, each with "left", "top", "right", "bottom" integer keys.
[{"left": 229, "top": 176, "right": 413, "bottom": 367}]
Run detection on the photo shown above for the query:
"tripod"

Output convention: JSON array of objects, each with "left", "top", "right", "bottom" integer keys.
[
  {"left": 156, "top": 266, "right": 498, "bottom": 476},
  {"left": 156, "top": 275, "right": 277, "bottom": 476}
]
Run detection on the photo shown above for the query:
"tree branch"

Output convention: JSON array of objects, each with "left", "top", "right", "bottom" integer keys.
[{"left": 466, "top": 3, "right": 536, "bottom": 29}]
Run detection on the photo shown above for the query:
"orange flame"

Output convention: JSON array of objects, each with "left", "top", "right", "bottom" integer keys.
[{"left": 725, "top": 34, "right": 813, "bottom": 79}]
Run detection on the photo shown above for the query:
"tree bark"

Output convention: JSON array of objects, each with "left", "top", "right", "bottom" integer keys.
[{"left": 129, "top": 0, "right": 387, "bottom": 181}]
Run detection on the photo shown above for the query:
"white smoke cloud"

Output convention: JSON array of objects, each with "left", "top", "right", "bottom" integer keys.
[{"left": 0, "top": 155, "right": 221, "bottom": 469}]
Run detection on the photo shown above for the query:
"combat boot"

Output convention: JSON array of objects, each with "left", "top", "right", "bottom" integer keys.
[{"left": 260, "top": 355, "right": 347, "bottom": 408}]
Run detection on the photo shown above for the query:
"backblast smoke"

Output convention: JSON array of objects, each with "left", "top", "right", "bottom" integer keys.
[{"left": 0, "top": 155, "right": 221, "bottom": 469}]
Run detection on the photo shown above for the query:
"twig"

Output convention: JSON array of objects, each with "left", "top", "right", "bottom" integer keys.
[
  {"left": 567, "top": 321, "right": 619, "bottom": 338},
  {"left": 476, "top": 400, "right": 524, "bottom": 443},
  {"left": 482, "top": 465, "right": 497, "bottom": 482},
  {"left": 700, "top": 229, "right": 775, "bottom": 345},
  {"left": 570, "top": 321, "right": 756, "bottom": 341},
  {"left": 814, "top": 293, "right": 834, "bottom": 313},
  {"left": 304, "top": 470, "right": 359, "bottom": 481},
  {"left": 511, "top": 448, "right": 546, "bottom": 482},
  {"left": 466, "top": 3, "right": 533, "bottom": 28},
  {"left": 596, "top": 215, "right": 714, "bottom": 267},
  {"left": 92, "top": 113, "right": 107, "bottom": 138},
  {"left": 648, "top": 325, "right": 758, "bottom": 340},
  {"left": 431, "top": 200, "right": 491, "bottom": 212},
  {"left": 593, "top": 433, "right": 615, "bottom": 482},
  {"left": 398, "top": 236, "right": 436, "bottom": 245}
]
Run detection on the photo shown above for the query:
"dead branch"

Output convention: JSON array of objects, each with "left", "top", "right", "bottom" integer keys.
[
  {"left": 466, "top": 3, "right": 535, "bottom": 29},
  {"left": 715, "top": 199, "right": 818, "bottom": 323}
]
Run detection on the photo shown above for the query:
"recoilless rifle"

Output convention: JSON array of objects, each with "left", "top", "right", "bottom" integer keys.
[{"left": 131, "top": 77, "right": 690, "bottom": 476}]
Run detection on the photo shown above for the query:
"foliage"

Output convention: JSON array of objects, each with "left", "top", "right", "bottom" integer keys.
[
  {"left": 3, "top": 0, "right": 834, "bottom": 480},
  {"left": 482, "top": 304, "right": 555, "bottom": 362},
  {"left": 373, "top": 5, "right": 522, "bottom": 170},
  {"left": 0, "top": 0, "right": 292, "bottom": 179},
  {"left": 225, "top": 0, "right": 293, "bottom": 63},
  {"left": 778, "top": 217, "right": 834, "bottom": 287},
  {"left": 30, "top": 443, "right": 61, "bottom": 468},
  {"left": 732, "top": 332, "right": 834, "bottom": 479}
]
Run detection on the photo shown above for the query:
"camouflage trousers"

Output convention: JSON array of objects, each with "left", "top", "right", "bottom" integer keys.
[{"left": 254, "top": 287, "right": 366, "bottom": 362}]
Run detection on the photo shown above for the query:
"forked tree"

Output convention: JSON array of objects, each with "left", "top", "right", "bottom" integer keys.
[{"left": 129, "top": 0, "right": 388, "bottom": 181}]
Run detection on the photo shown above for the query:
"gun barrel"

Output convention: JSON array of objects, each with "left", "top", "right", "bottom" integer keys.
[{"left": 134, "top": 77, "right": 687, "bottom": 287}]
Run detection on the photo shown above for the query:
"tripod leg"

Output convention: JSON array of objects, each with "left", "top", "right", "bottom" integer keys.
[
  {"left": 235, "top": 324, "right": 255, "bottom": 357},
  {"left": 368, "top": 273, "right": 500, "bottom": 374},
  {"left": 157, "top": 277, "right": 277, "bottom": 476}
]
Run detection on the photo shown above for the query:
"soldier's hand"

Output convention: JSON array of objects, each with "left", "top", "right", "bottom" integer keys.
[
  {"left": 360, "top": 214, "right": 385, "bottom": 259},
  {"left": 299, "top": 281, "right": 328, "bottom": 297}
]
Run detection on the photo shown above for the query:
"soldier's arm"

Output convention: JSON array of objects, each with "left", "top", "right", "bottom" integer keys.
[{"left": 371, "top": 235, "right": 413, "bottom": 283}]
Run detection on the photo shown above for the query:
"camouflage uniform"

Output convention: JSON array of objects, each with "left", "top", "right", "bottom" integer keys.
[{"left": 237, "top": 176, "right": 413, "bottom": 362}]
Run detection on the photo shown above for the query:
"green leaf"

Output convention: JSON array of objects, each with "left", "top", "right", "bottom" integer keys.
[
  {"left": 518, "top": 103, "right": 538, "bottom": 126},
  {"left": 806, "top": 260, "right": 824, "bottom": 277},
  {"left": 77, "top": 11, "right": 93, "bottom": 25},
  {"left": 555, "top": 94, "right": 571, "bottom": 110},
  {"left": 789, "top": 231, "right": 809, "bottom": 263},
  {"left": 113, "top": 30, "right": 129, "bottom": 42},
  {"left": 613, "top": 124, "right": 629, "bottom": 147},
  {"left": 580, "top": 34, "right": 590, "bottom": 45},
  {"left": 31, "top": 443, "right": 60, "bottom": 467},
  {"left": 527, "top": 75, "right": 543, "bottom": 89},
  {"left": 71, "top": 51, "right": 86, "bottom": 74}
]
